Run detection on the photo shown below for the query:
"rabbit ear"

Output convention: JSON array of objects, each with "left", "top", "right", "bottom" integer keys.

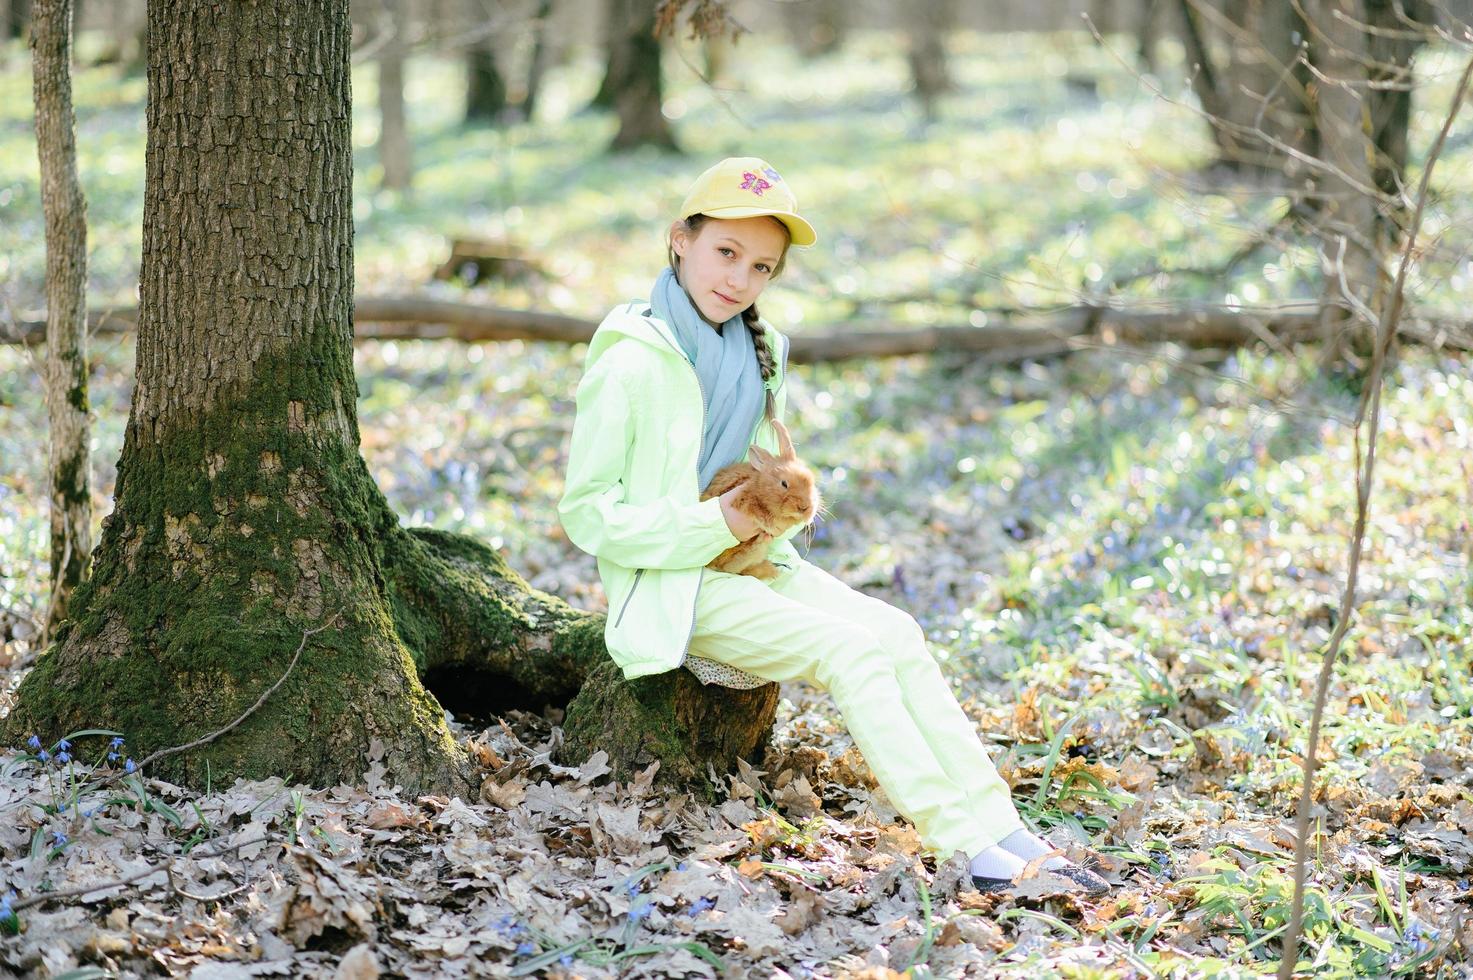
[
  {"left": 771, "top": 418, "right": 795, "bottom": 459},
  {"left": 749, "top": 444, "right": 775, "bottom": 470}
]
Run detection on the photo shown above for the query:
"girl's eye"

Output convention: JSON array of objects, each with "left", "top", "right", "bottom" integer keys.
[
  {"left": 755, "top": 264, "right": 771, "bottom": 274},
  {"left": 718, "top": 247, "right": 734, "bottom": 257}
]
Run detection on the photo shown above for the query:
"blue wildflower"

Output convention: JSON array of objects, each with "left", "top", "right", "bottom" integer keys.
[
  {"left": 124, "top": 759, "right": 136, "bottom": 774},
  {"left": 0, "top": 890, "right": 15, "bottom": 936},
  {"left": 676, "top": 861, "right": 688, "bottom": 872},
  {"left": 109, "top": 737, "right": 124, "bottom": 749},
  {"left": 629, "top": 899, "right": 653, "bottom": 921},
  {"left": 56, "top": 751, "right": 71, "bottom": 765},
  {"left": 626, "top": 881, "right": 640, "bottom": 897},
  {"left": 56, "top": 739, "right": 70, "bottom": 752},
  {"left": 107, "top": 753, "right": 118, "bottom": 762},
  {"left": 559, "top": 952, "right": 574, "bottom": 967},
  {"left": 37, "top": 750, "right": 49, "bottom": 764},
  {"left": 515, "top": 941, "right": 535, "bottom": 956},
  {"left": 51, "top": 831, "right": 67, "bottom": 848},
  {"left": 687, "top": 897, "right": 715, "bottom": 916},
  {"left": 25, "top": 736, "right": 40, "bottom": 751}
]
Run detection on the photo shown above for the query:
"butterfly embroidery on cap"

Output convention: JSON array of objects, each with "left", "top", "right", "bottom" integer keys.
[{"left": 740, "top": 171, "right": 773, "bottom": 195}]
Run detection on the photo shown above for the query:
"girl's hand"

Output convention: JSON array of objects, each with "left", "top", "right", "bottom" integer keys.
[{"left": 719, "top": 486, "right": 763, "bottom": 540}]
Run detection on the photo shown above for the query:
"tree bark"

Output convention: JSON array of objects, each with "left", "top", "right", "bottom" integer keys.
[
  {"left": 559, "top": 658, "right": 779, "bottom": 800},
  {"left": 4, "top": 0, "right": 483, "bottom": 796},
  {"left": 377, "top": 0, "right": 413, "bottom": 191},
  {"left": 31, "top": 0, "right": 91, "bottom": 644},
  {"left": 606, "top": 0, "right": 677, "bottom": 152},
  {"left": 1305, "top": 0, "right": 1383, "bottom": 357}
]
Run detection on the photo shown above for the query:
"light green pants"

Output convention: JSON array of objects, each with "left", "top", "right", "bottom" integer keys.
[{"left": 688, "top": 560, "right": 1025, "bottom": 861}]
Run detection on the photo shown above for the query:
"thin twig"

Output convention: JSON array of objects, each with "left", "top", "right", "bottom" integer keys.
[
  {"left": 11, "top": 832, "right": 271, "bottom": 912},
  {"left": 1276, "top": 49, "right": 1473, "bottom": 980},
  {"left": 117, "top": 614, "right": 342, "bottom": 783},
  {"left": 6, "top": 616, "right": 341, "bottom": 812}
]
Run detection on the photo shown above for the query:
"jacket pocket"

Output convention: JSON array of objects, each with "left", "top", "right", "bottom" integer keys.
[{"left": 613, "top": 568, "right": 646, "bottom": 628}]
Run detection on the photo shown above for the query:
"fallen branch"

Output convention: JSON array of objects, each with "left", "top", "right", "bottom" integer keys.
[{"left": 7, "top": 297, "right": 1473, "bottom": 362}]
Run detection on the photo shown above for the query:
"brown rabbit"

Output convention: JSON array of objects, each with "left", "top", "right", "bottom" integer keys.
[{"left": 699, "top": 418, "right": 821, "bottom": 581}]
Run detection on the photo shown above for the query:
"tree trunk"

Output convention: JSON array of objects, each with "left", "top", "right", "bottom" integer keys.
[
  {"left": 522, "top": 0, "right": 554, "bottom": 122},
  {"left": 1175, "top": 0, "right": 1317, "bottom": 176},
  {"left": 377, "top": 0, "right": 413, "bottom": 191},
  {"left": 607, "top": 0, "right": 677, "bottom": 152},
  {"left": 908, "top": 0, "right": 956, "bottom": 122},
  {"left": 589, "top": 0, "right": 628, "bottom": 110},
  {"left": 8, "top": 0, "right": 31, "bottom": 40},
  {"left": 1365, "top": 0, "right": 1429, "bottom": 236},
  {"left": 31, "top": 0, "right": 91, "bottom": 644},
  {"left": 4, "top": 0, "right": 481, "bottom": 796},
  {"left": 559, "top": 658, "right": 779, "bottom": 800},
  {"left": 1305, "top": 0, "right": 1383, "bottom": 358},
  {"left": 465, "top": 42, "right": 507, "bottom": 124}
]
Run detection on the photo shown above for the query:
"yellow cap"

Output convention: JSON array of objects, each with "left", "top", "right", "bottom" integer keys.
[{"left": 676, "top": 157, "right": 817, "bottom": 247}]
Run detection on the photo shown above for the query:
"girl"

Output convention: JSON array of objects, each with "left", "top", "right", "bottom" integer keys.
[{"left": 557, "top": 157, "right": 1109, "bottom": 896}]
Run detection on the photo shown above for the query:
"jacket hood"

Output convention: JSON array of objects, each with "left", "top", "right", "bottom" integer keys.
[{"left": 588, "top": 302, "right": 788, "bottom": 393}]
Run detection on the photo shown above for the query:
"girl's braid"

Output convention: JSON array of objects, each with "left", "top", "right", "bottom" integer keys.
[{"left": 742, "top": 305, "right": 777, "bottom": 421}]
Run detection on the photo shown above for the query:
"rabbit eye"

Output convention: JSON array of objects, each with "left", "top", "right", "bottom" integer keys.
[{"left": 781, "top": 480, "right": 789, "bottom": 489}]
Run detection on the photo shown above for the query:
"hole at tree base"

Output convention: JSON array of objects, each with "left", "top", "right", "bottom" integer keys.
[{"left": 421, "top": 664, "right": 550, "bottom": 731}]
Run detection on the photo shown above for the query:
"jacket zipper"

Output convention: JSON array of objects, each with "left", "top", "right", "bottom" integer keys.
[
  {"left": 613, "top": 568, "right": 645, "bottom": 628},
  {"left": 634, "top": 305, "right": 721, "bottom": 662},
  {"left": 627, "top": 306, "right": 792, "bottom": 651}
]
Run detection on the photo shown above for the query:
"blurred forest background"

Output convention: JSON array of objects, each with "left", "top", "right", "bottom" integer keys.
[{"left": 1, "top": 1, "right": 1473, "bottom": 977}]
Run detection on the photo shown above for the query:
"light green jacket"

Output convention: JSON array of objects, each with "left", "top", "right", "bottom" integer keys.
[{"left": 557, "top": 301, "right": 804, "bottom": 680}]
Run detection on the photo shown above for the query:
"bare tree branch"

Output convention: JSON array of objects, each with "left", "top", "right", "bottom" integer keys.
[{"left": 1276, "top": 48, "right": 1473, "bottom": 980}]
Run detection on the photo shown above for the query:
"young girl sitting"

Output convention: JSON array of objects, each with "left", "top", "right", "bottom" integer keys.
[{"left": 557, "top": 157, "right": 1109, "bottom": 897}]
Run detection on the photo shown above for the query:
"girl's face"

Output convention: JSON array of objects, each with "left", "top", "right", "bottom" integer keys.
[{"left": 670, "top": 216, "right": 789, "bottom": 327}]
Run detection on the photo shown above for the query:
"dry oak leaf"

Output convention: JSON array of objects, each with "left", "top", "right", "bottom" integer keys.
[
  {"left": 776, "top": 886, "right": 827, "bottom": 936},
  {"left": 277, "top": 847, "right": 380, "bottom": 948}
]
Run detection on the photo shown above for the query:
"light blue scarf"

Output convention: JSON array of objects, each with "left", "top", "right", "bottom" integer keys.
[{"left": 650, "top": 266, "right": 766, "bottom": 492}]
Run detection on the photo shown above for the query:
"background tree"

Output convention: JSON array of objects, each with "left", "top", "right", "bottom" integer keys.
[
  {"left": 521, "top": 0, "right": 555, "bottom": 122},
  {"left": 1168, "top": 0, "right": 1439, "bottom": 356},
  {"left": 7, "top": 0, "right": 30, "bottom": 40},
  {"left": 8, "top": 0, "right": 478, "bottom": 794},
  {"left": 377, "top": 0, "right": 414, "bottom": 190},
  {"left": 588, "top": 0, "right": 631, "bottom": 110},
  {"left": 909, "top": 0, "right": 958, "bottom": 121},
  {"left": 465, "top": 38, "right": 508, "bottom": 124},
  {"left": 30, "top": 0, "right": 91, "bottom": 643},
  {"left": 603, "top": 0, "right": 678, "bottom": 151}
]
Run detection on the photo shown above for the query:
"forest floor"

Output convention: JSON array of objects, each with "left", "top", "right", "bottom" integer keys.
[{"left": 2, "top": 26, "right": 1473, "bottom": 980}]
